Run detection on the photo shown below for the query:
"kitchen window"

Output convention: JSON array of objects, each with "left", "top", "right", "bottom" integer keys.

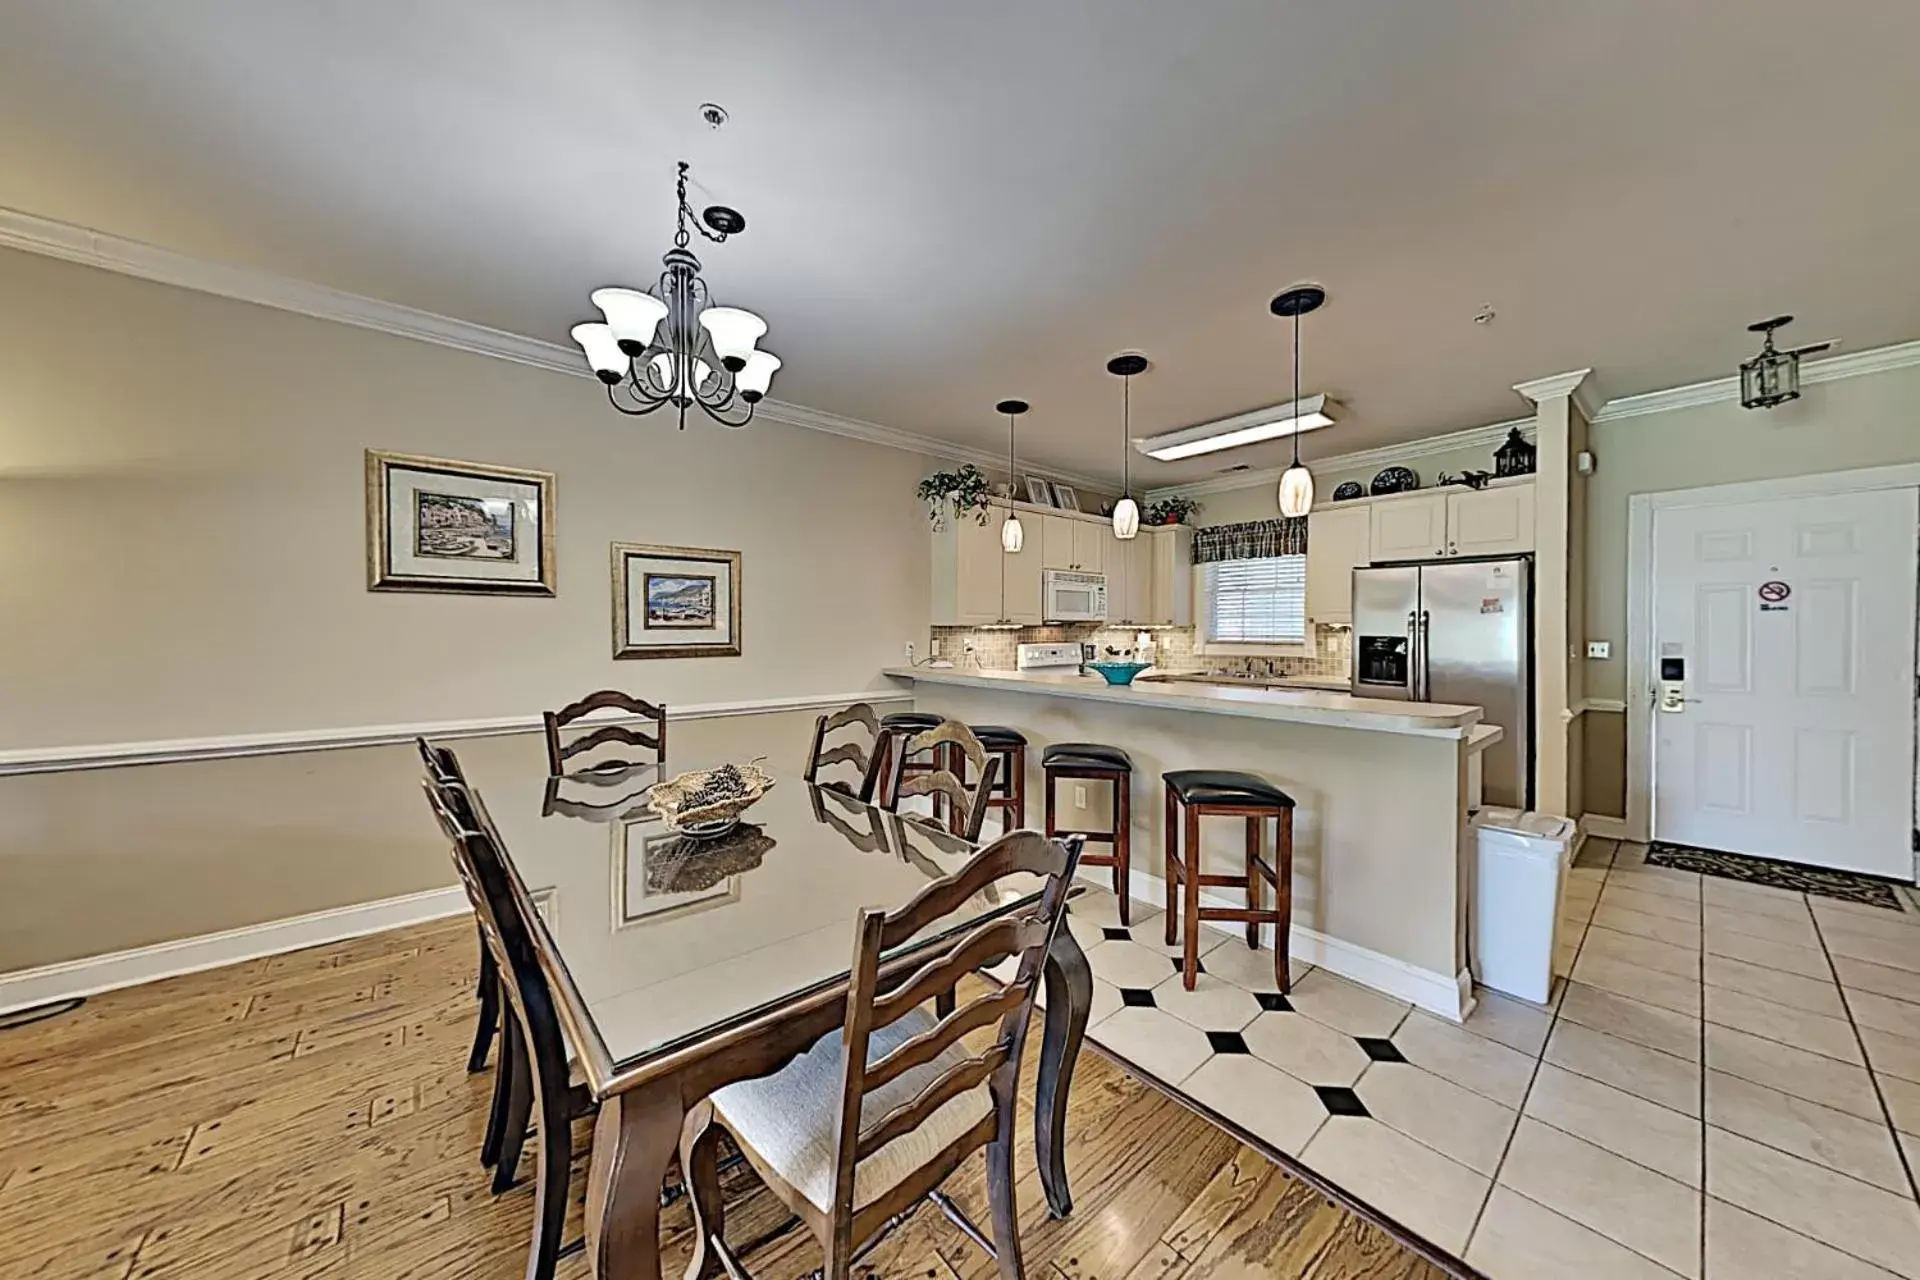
[{"left": 1201, "top": 554, "right": 1309, "bottom": 647}]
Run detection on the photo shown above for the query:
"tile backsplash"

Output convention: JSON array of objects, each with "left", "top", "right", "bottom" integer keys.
[{"left": 927, "top": 623, "right": 1351, "bottom": 680}]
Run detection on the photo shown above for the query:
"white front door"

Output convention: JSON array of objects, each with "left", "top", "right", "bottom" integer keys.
[{"left": 1652, "top": 486, "right": 1917, "bottom": 877}]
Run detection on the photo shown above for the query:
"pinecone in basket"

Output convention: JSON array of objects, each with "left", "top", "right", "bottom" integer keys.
[{"left": 681, "top": 764, "right": 748, "bottom": 811}]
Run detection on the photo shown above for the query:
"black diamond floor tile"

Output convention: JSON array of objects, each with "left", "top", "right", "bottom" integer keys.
[
  {"left": 1119, "top": 988, "right": 1157, "bottom": 1008},
  {"left": 1255, "top": 993, "right": 1292, "bottom": 1012},
  {"left": 1206, "top": 1030, "right": 1251, "bottom": 1055},
  {"left": 1356, "top": 1037, "right": 1405, "bottom": 1063},
  {"left": 1101, "top": 926, "right": 1132, "bottom": 942},
  {"left": 1169, "top": 957, "right": 1206, "bottom": 975},
  {"left": 1315, "top": 1086, "right": 1369, "bottom": 1117}
]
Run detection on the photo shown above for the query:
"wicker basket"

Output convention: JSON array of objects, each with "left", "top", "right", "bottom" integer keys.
[{"left": 646, "top": 761, "right": 775, "bottom": 835}]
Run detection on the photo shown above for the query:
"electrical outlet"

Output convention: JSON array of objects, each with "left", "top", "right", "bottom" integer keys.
[
  {"left": 903, "top": 641, "right": 916, "bottom": 664},
  {"left": 1073, "top": 784, "right": 1088, "bottom": 808},
  {"left": 1586, "top": 641, "right": 1612, "bottom": 659}
]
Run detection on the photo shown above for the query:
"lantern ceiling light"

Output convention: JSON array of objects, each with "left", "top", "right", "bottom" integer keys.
[
  {"left": 571, "top": 160, "right": 779, "bottom": 429},
  {"left": 1107, "top": 353, "right": 1148, "bottom": 539},
  {"left": 1739, "top": 315, "right": 1830, "bottom": 410},
  {"left": 1272, "top": 284, "right": 1327, "bottom": 519}
]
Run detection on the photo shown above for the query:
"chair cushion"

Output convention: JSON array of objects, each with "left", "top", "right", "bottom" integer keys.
[
  {"left": 880, "top": 712, "right": 943, "bottom": 732},
  {"left": 1162, "top": 769, "right": 1295, "bottom": 808},
  {"left": 971, "top": 724, "right": 1028, "bottom": 750},
  {"left": 708, "top": 1008, "right": 993, "bottom": 1214},
  {"left": 1042, "top": 742, "right": 1132, "bottom": 773}
]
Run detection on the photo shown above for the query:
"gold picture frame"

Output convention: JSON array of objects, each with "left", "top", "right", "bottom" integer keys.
[
  {"left": 365, "top": 450, "right": 557, "bottom": 595},
  {"left": 611, "top": 542, "right": 742, "bottom": 659}
]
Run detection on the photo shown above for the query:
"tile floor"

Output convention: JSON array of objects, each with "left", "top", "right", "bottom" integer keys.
[{"left": 1059, "top": 839, "right": 1920, "bottom": 1279}]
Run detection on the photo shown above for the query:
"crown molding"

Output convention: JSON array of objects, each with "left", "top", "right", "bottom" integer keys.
[
  {"left": 1590, "top": 339, "right": 1920, "bottom": 423},
  {"left": 1145, "top": 417, "right": 1534, "bottom": 501},
  {"left": 1512, "top": 368, "right": 1593, "bottom": 406},
  {"left": 0, "top": 206, "right": 1110, "bottom": 491}
]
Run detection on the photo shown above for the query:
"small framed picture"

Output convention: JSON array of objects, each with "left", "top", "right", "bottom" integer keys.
[
  {"left": 1024, "top": 476, "right": 1055, "bottom": 507},
  {"left": 612, "top": 542, "right": 741, "bottom": 659},
  {"left": 366, "top": 450, "right": 556, "bottom": 595},
  {"left": 1052, "top": 483, "right": 1081, "bottom": 513}
]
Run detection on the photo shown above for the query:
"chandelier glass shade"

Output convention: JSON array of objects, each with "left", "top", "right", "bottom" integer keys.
[{"left": 572, "top": 161, "right": 777, "bottom": 429}]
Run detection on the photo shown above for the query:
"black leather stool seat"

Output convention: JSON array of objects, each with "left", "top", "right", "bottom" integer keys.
[
  {"left": 1043, "top": 743, "right": 1133, "bottom": 773},
  {"left": 1162, "top": 769, "right": 1295, "bottom": 808},
  {"left": 880, "top": 712, "right": 943, "bottom": 732},
  {"left": 970, "top": 724, "right": 1028, "bottom": 750}
]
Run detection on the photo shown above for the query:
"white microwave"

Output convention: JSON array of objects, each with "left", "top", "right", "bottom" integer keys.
[{"left": 1042, "top": 570, "right": 1107, "bottom": 623}]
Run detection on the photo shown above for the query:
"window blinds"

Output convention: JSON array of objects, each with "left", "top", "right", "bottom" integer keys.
[{"left": 1204, "top": 555, "right": 1309, "bottom": 644}]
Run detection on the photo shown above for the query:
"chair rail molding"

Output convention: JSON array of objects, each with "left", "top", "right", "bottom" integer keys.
[
  {"left": 0, "top": 690, "right": 913, "bottom": 776},
  {"left": 0, "top": 206, "right": 1107, "bottom": 491}
]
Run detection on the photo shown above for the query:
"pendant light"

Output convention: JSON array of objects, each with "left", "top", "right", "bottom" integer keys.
[
  {"left": 997, "top": 399, "right": 1029, "bottom": 553},
  {"left": 1270, "top": 285, "right": 1326, "bottom": 519},
  {"left": 1107, "top": 354, "right": 1148, "bottom": 539}
]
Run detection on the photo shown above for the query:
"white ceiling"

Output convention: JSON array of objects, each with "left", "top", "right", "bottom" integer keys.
[{"left": 3, "top": 1, "right": 1918, "bottom": 486}]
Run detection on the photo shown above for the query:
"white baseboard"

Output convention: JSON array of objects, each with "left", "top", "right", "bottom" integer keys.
[
  {"left": 1580, "top": 813, "right": 1631, "bottom": 841},
  {"left": 1090, "top": 866, "right": 1470, "bottom": 1022},
  {"left": 0, "top": 886, "right": 473, "bottom": 1016}
]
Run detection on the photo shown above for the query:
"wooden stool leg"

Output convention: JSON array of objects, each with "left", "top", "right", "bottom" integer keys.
[
  {"left": 1182, "top": 803, "right": 1203, "bottom": 991},
  {"left": 1010, "top": 746, "right": 1026, "bottom": 829},
  {"left": 1044, "top": 767, "right": 1058, "bottom": 838},
  {"left": 1245, "top": 815, "right": 1262, "bottom": 950},
  {"left": 1114, "top": 773, "right": 1132, "bottom": 928},
  {"left": 1275, "top": 809, "right": 1294, "bottom": 993},
  {"left": 1163, "top": 789, "right": 1179, "bottom": 948}
]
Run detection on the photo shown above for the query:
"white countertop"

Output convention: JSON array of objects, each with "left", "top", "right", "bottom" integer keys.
[{"left": 882, "top": 667, "right": 1484, "bottom": 738}]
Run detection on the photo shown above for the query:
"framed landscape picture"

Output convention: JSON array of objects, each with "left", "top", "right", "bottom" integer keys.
[
  {"left": 612, "top": 542, "right": 742, "bottom": 659},
  {"left": 1052, "top": 483, "right": 1081, "bottom": 512},
  {"left": 365, "top": 450, "right": 556, "bottom": 595},
  {"left": 1024, "top": 476, "right": 1055, "bottom": 507}
]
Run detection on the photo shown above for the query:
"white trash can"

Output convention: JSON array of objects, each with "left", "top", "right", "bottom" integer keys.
[{"left": 1470, "top": 807, "right": 1577, "bottom": 1005}]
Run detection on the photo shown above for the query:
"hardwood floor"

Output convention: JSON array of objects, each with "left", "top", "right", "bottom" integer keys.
[{"left": 0, "top": 918, "right": 1450, "bottom": 1280}]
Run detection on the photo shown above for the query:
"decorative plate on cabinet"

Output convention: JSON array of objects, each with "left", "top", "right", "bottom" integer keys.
[
  {"left": 1369, "top": 466, "right": 1420, "bottom": 495},
  {"left": 1331, "top": 481, "right": 1366, "bottom": 502}
]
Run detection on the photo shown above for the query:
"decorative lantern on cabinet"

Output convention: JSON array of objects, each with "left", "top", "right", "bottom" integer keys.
[
  {"left": 1739, "top": 316, "right": 1830, "bottom": 410},
  {"left": 1494, "top": 427, "right": 1536, "bottom": 478}
]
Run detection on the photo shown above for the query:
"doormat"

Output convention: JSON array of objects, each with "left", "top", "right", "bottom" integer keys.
[{"left": 1646, "top": 841, "right": 1907, "bottom": 910}]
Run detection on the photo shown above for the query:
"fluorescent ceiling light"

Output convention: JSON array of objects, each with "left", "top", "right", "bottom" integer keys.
[{"left": 1134, "top": 394, "right": 1335, "bottom": 461}]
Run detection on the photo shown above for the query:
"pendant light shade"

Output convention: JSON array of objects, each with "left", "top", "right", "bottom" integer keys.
[
  {"left": 1107, "top": 353, "right": 1148, "bottom": 539},
  {"left": 997, "top": 399, "right": 1029, "bottom": 555},
  {"left": 1269, "top": 285, "right": 1326, "bottom": 520}
]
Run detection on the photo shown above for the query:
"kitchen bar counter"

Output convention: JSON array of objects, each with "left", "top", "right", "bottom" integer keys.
[
  {"left": 883, "top": 665, "right": 1486, "bottom": 1020},
  {"left": 880, "top": 667, "right": 1481, "bottom": 738}
]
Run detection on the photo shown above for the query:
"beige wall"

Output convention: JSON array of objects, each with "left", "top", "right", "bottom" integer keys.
[
  {"left": 1579, "top": 361, "right": 1920, "bottom": 817},
  {"left": 0, "top": 247, "right": 934, "bottom": 751},
  {"left": 0, "top": 246, "right": 940, "bottom": 968}
]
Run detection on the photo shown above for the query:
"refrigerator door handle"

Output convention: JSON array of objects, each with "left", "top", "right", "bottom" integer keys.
[
  {"left": 1417, "top": 609, "right": 1432, "bottom": 701},
  {"left": 1406, "top": 610, "right": 1421, "bottom": 701}
]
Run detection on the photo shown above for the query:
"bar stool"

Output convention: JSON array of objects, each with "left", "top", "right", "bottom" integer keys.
[
  {"left": 967, "top": 725, "right": 1028, "bottom": 832},
  {"left": 872, "top": 712, "right": 944, "bottom": 812},
  {"left": 1042, "top": 743, "right": 1134, "bottom": 924},
  {"left": 1162, "top": 769, "right": 1296, "bottom": 992}
]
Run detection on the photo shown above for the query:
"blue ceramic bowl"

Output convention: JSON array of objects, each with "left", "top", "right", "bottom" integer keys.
[{"left": 1088, "top": 660, "right": 1152, "bottom": 686}]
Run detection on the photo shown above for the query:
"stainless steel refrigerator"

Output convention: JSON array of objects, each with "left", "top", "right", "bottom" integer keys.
[{"left": 1350, "top": 556, "right": 1533, "bottom": 808}]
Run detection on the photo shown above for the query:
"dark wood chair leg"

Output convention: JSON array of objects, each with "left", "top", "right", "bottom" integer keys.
[
  {"left": 1163, "top": 789, "right": 1179, "bottom": 948},
  {"left": 480, "top": 1006, "right": 514, "bottom": 1169},
  {"left": 1114, "top": 773, "right": 1132, "bottom": 927},
  {"left": 528, "top": 1067, "right": 572, "bottom": 1280},
  {"left": 1276, "top": 809, "right": 1295, "bottom": 994},
  {"left": 493, "top": 1019, "right": 533, "bottom": 1194},
  {"left": 985, "top": 1078, "right": 1027, "bottom": 1280},
  {"left": 468, "top": 933, "right": 499, "bottom": 1073},
  {"left": 679, "top": 1100, "right": 727, "bottom": 1280},
  {"left": 1182, "top": 802, "right": 1203, "bottom": 991},
  {"left": 1245, "top": 816, "right": 1262, "bottom": 950}
]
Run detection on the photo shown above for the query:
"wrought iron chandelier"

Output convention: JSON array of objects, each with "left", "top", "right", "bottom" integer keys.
[
  {"left": 571, "top": 161, "right": 779, "bottom": 429},
  {"left": 1739, "top": 315, "right": 1829, "bottom": 411}
]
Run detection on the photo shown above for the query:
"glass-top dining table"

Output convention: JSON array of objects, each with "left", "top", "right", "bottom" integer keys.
[{"left": 459, "top": 744, "right": 1095, "bottom": 1280}]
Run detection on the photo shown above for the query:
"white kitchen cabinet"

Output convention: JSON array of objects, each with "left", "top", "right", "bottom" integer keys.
[
  {"left": 1148, "top": 525, "right": 1194, "bottom": 626},
  {"left": 1370, "top": 491, "right": 1449, "bottom": 561},
  {"left": 1107, "top": 531, "right": 1154, "bottom": 624},
  {"left": 1002, "top": 538, "right": 1043, "bottom": 624},
  {"left": 1445, "top": 483, "right": 1535, "bottom": 557},
  {"left": 1072, "top": 520, "right": 1106, "bottom": 575},
  {"left": 1041, "top": 514, "right": 1078, "bottom": 570},
  {"left": 930, "top": 503, "right": 1041, "bottom": 625},
  {"left": 1305, "top": 503, "right": 1372, "bottom": 624}
]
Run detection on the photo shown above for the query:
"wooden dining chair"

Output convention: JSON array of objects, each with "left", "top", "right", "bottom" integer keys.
[
  {"left": 885, "top": 719, "right": 999, "bottom": 842},
  {"left": 421, "top": 777, "right": 595, "bottom": 1280},
  {"left": 677, "top": 829, "right": 1084, "bottom": 1280},
  {"left": 543, "top": 689, "right": 668, "bottom": 774},
  {"left": 416, "top": 737, "right": 501, "bottom": 1075},
  {"left": 804, "top": 701, "right": 884, "bottom": 801}
]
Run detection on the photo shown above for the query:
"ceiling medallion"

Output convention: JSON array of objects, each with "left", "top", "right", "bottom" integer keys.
[{"left": 570, "top": 160, "right": 778, "bottom": 429}]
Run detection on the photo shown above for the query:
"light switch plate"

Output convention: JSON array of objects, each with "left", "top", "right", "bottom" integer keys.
[{"left": 1586, "top": 641, "right": 1611, "bottom": 659}]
